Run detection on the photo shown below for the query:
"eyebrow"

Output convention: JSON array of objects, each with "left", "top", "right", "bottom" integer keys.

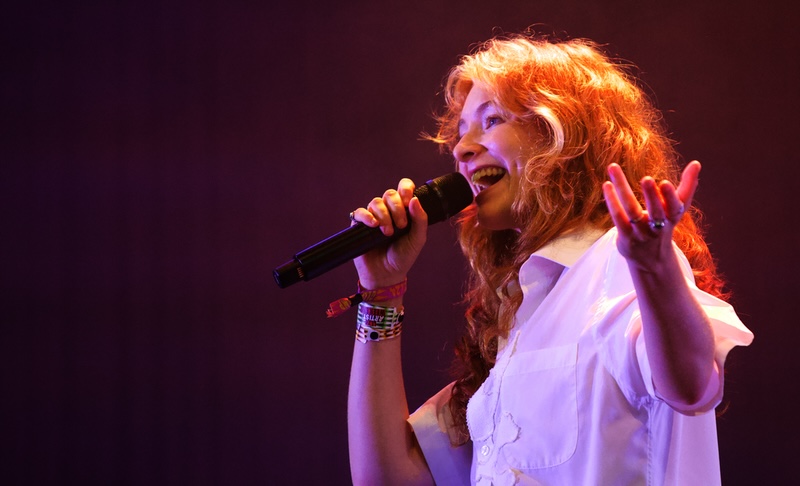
[{"left": 458, "top": 100, "right": 494, "bottom": 135}]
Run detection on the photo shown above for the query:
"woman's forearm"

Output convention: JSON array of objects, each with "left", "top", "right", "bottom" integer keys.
[
  {"left": 347, "top": 297, "right": 433, "bottom": 485},
  {"left": 628, "top": 252, "right": 718, "bottom": 411}
]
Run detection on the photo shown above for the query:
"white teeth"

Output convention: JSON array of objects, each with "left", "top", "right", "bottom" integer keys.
[
  {"left": 471, "top": 167, "right": 506, "bottom": 191},
  {"left": 471, "top": 167, "right": 505, "bottom": 183}
]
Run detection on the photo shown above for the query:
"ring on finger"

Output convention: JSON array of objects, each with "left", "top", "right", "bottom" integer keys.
[
  {"left": 349, "top": 211, "right": 356, "bottom": 222},
  {"left": 649, "top": 219, "right": 667, "bottom": 230}
]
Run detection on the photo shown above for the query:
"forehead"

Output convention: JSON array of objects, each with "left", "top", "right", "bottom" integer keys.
[{"left": 461, "top": 84, "right": 494, "bottom": 117}]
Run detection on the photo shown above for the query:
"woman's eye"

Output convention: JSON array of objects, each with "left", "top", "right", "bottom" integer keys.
[{"left": 485, "top": 115, "right": 503, "bottom": 129}]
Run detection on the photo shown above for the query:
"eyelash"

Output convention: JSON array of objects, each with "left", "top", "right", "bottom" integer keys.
[
  {"left": 484, "top": 115, "right": 503, "bottom": 129},
  {"left": 457, "top": 115, "right": 504, "bottom": 140}
]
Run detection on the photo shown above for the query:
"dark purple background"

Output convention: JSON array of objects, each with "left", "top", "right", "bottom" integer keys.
[{"left": 3, "top": 1, "right": 797, "bottom": 484}]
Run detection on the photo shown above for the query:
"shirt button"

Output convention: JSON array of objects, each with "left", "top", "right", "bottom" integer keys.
[{"left": 480, "top": 444, "right": 491, "bottom": 456}]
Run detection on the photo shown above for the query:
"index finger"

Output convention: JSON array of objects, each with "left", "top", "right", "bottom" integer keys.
[{"left": 397, "top": 178, "right": 416, "bottom": 206}]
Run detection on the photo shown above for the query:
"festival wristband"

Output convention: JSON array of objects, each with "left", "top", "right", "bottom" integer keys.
[{"left": 326, "top": 279, "right": 407, "bottom": 318}]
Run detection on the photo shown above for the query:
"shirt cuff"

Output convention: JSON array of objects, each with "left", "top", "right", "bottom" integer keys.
[{"left": 407, "top": 383, "right": 472, "bottom": 485}]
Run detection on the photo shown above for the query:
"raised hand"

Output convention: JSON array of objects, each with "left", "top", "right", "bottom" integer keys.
[
  {"left": 350, "top": 178, "right": 429, "bottom": 289},
  {"left": 602, "top": 161, "right": 701, "bottom": 271}
]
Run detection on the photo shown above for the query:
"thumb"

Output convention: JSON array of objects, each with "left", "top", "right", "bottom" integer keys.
[{"left": 407, "top": 196, "right": 429, "bottom": 247}]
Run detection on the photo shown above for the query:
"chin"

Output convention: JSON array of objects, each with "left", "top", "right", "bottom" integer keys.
[
  {"left": 476, "top": 210, "right": 515, "bottom": 232},
  {"left": 474, "top": 185, "right": 517, "bottom": 231}
]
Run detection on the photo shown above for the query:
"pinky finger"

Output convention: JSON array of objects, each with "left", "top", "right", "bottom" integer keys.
[{"left": 350, "top": 207, "right": 379, "bottom": 227}]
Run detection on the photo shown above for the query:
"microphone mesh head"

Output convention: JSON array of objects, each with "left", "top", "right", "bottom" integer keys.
[{"left": 415, "top": 173, "right": 474, "bottom": 224}]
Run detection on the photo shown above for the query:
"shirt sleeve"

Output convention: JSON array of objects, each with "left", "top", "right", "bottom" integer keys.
[
  {"left": 596, "top": 242, "right": 754, "bottom": 414},
  {"left": 407, "top": 382, "right": 473, "bottom": 485},
  {"left": 632, "top": 247, "right": 754, "bottom": 413}
]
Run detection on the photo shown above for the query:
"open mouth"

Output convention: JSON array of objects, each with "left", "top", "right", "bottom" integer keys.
[{"left": 471, "top": 167, "right": 507, "bottom": 192}]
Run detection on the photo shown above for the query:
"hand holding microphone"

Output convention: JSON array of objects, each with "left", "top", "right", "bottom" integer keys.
[
  {"left": 350, "top": 177, "right": 430, "bottom": 292},
  {"left": 274, "top": 173, "right": 473, "bottom": 288}
]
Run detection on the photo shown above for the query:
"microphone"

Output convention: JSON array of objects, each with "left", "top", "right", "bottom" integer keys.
[{"left": 273, "top": 172, "right": 473, "bottom": 288}]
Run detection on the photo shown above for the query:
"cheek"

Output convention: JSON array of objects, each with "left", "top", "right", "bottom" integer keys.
[{"left": 505, "top": 156, "right": 528, "bottom": 184}]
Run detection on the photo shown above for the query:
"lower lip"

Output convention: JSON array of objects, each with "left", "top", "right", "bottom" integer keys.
[
  {"left": 475, "top": 180, "right": 499, "bottom": 203},
  {"left": 475, "top": 173, "right": 506, "bottom": 193}
]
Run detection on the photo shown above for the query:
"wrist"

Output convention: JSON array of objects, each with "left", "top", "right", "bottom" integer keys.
[
  {"left": 625, "top": 248, "right": 682, "bottom": 279},
  {"left": 358, "top": 279, "right": 407, "bottom": 304},
  {"left": 358, "top": 275, "right": 407, "bottom": 292},
  {"left": 626, "top": 251, "right": 689, "bottom": 298},
  {"left": 326, "top": 279, "right": 408, "bottom": 318}
]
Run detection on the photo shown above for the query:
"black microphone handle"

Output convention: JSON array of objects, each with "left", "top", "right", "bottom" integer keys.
[
  {"left": 273, "top": 173, "right": 472, "bottom": 288},
  {"left": 279, "top": 216, "right": 410, "bottom": 285}
]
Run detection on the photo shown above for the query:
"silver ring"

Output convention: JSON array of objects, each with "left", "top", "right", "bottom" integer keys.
[
  {"left": 649, "top": 219, "right": 667, "bottom": 230},
  {"left": 349, "top": 211, "right": 356, "bottom": 222}
]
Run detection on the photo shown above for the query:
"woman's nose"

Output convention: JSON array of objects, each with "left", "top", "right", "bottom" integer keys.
[{"left": 453, "top": 133, "right": 483, "bottom": 163}]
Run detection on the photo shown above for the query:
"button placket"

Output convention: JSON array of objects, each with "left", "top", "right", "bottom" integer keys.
[{"left": 475, "top": 435, "right": 495, "bottom": 465}]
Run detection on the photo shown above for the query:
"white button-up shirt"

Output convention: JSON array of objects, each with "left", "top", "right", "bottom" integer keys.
[{"left": 409, "top": 227, "right": 753, "bottom": 485}]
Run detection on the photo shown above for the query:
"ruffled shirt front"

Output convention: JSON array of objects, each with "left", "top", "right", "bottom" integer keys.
[{"left": 408, "top": 227, "right": 753, "bottom": 485}]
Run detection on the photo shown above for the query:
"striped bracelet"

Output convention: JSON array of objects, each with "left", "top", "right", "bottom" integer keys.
[{"left": 355, "top": 302, "right": 404, "bottom": 343}]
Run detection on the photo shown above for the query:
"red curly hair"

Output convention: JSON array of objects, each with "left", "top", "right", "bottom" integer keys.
[{"left": 430, "top": 35, "right": 728, "bottom": 444}]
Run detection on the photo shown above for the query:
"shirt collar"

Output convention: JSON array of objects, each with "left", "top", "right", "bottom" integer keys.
[{"left": 530, "top": 225, "right": 607, "bottom": 269}]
